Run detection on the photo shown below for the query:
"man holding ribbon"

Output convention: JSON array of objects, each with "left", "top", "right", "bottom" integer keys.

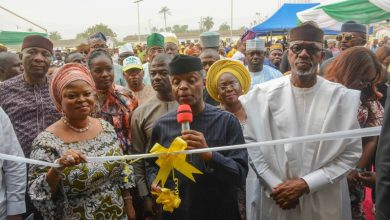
[
  {"left": 240, "top": 22, "right": 362, "bottom": 220},
  {"left": 145, "top": 55, "right": 248, "bottom": 220}
]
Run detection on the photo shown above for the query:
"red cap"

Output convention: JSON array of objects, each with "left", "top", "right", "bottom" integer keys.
[{"left": 177, "top": 104, "right": 193, "bottom": 123}]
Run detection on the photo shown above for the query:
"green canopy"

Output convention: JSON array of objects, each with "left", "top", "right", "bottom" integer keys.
[
  {"left": 297, "top": 0, "right": 390, "bottom": 31},
  {"left": 0, "top": 31, "right": 48, "bottom": 45}
]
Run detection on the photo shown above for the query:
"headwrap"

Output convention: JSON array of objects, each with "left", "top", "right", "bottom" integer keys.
[
  {"left": 119, "top": 43, "right": 134, "bottom": 55},
  {"left": 147, "top": 33, "right": 164, "bottom": 48},
  {"left": 88, "top": 32, "right": 107, "bottom": 44},
  {"left": 206, "top": 59, "right": 251, "bottom": 102},
  {"left": 22, "top": 35, "right": 53, "bottom": 54},
  {"left": 50, "top": 63, "right": 96, "bottom": 112},
  {"left": 200, "top": 31, "right": 220, "bottom": 48},
  {"left": 241, "top": 29, "right": 256, "bottom": 42},
  {"left": 341, "top": 21, "right": 366, "bottom": 34},
  {"left": 246, "top": 38, "right": 265, "bottom": 51},
  {"left": 289, "top": 21, "right": 324, "bottom": 43},
  {"left": 270, "top": 43, "right": 283, "bottom": 52},
  {"left": 123, "top": 56, "right": 143, "bottom": 72},
  {"left": 169, "top": 55, "right": 203, "bottom": 75}
]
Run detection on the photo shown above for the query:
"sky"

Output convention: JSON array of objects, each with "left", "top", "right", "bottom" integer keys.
[{"left": 0, "top": 0, "right": 338, "bottom": 40}]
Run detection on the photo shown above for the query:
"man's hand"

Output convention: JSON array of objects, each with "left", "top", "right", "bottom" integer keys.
[
  {"left": 181, "top": 130, "right": 212, "bottom": 161},
  {"left": 151, "top": 183, "right": 162, "bottom": 194},
  {"left": 358, "top": 171, "right": 376, "bottom": 188},
  {"left": 271, "top": 179, "right": 309, "bottom": 210},
  {"left": 347, "top": 170, "right": 360, "bottom": 191}
]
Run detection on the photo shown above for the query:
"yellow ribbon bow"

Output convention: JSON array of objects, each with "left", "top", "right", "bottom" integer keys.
[
  {"left": 150, "top": 137, "right": 203, "bottom": 187},
  {"left": 152, "top": 188, "right": 181, "bottom": 213}
]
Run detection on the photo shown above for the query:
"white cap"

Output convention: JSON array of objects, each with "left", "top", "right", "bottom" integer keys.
[
  {"left": 122, "top": 56, "right": 143, "bottom": 72},
  {"left": 119, "top": 43, "right": 134, "bottom": 55},
  {"left": 246, "top": 38, "right": 265, "bottom": 51}
]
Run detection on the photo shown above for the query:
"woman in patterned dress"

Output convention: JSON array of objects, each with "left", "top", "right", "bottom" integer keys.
[
  {"left": 28, "top": 63, "right": 136, "bottom": 219},
  {"left": 325, "top": 47, "right": 384, "bottom": 220},
  {"left": 87, "top": 49, "right": 138, "bottom": 154}
]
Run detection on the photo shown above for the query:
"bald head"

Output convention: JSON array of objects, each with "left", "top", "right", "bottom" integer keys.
[
  {"left": 0, "top": 52, "right": 24, "bottom": 81},
  {"left": 151, "top": 53, "right": 172, "bottom": 66},
  {"left": 199, "top": 48, "right": 220, "bottom": 73}
]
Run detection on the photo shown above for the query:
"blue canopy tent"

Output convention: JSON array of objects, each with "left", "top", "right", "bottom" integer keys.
[{"left": 251, "top": 3, "right": 340, "bottom": 36}]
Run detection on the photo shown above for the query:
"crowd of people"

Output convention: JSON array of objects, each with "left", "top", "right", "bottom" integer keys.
[{"left": 0, "top": 19, "right": 390, "bottom": 220}]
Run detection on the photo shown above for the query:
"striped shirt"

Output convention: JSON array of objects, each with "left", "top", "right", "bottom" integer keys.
[{"left": 0, "top": 74, "right": 61, "bottom": 157}]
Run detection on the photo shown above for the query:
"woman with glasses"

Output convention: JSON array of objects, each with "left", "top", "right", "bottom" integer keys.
[
  {"left": 324, "top": 46, "right": 384, "bottom": 220},
  {"left": 206, "top": 59, "right": 251, "bottom": 220}
]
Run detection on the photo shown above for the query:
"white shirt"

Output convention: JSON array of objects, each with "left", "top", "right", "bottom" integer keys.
[
  {"left": 142, "top": 62, "right": 151, "bottom": 86},
  {"left": 240, "top": 76, "right": 362, "bottom": 220},
  {"left": 232, "top": 51, "right": 245, "bottom": 62},
  {"left": 0, "top": 107, "right": 26, "bottom": 217}
]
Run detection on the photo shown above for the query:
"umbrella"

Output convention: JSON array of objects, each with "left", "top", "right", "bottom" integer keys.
[{"left": 297, "top": 0, "right": 390, "bottom": 31}]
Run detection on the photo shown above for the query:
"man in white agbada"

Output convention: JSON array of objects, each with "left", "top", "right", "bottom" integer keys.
[
  {"left": 240, "top": 22, "right": 362, "bottom": 220},
  {"left": 245, "top": 38, "right": 283, "bottom": 89}
]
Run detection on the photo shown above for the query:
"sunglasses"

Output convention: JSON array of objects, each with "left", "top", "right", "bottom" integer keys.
[
  {"left": 289, "top": 44, "right": 321, "bottom": 55},
  {"left": 336, "top": 33, "right": 361, "bottom": 41}
]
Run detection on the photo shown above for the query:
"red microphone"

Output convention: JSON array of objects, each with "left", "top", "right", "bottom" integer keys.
[{"left": 177, "top": 104, "right": 193, "bottom": 131}]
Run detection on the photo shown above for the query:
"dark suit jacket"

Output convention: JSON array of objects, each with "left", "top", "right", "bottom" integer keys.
[{"left": 376, "top": 87, "right": 390, "bottom": 220}]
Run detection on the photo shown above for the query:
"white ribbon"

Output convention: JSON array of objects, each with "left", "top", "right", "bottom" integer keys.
[{"left": 0, "top": 126, "right": 381, "bottom": 166}]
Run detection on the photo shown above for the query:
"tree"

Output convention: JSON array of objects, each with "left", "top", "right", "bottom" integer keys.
[
  {"left": 159, "top": 6, "right": 171, "bottom": 32},
  {"left": 49, "top": 31, "right": 62, "bottom": 41},
  {"left": 151, "top": 26, "right": 159, "bottom": 33},
  {"left": 202, "top": 16, "right": 214, "bottom": 31},
  {"left": 172, "top": 24, "right": 189, "bottom": 33},
  {"left": 76, "top": 23, "right": 117, "bottom": 39},
  {"left": 219, "top": 22, "right": 230, "bottom": 32}
]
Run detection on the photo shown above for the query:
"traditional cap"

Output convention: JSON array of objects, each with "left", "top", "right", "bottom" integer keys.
[
  {"left": 119, "top": 43, "right": 134, "bottom": 55},
  {"left": 88, "top": 32, "right": 107, "bottom": 43},
  {"left": 147, "top": 33, "right": 164, "bottom": 48},
  {"left": 165, "top": 36, "right": 178, "bottom": 45},
  {"left": 270, "top": 43, "right": 283, "bottom": 52},
  {"left": 246, "top": 38, "right": 265, "bottom": 51},
  {"left": 122, "top": 56, "right": 143, "bottom": 72},
  {"left": 289, "top": 21, "right": 324, "bottom": 43},
  {"left": 169, "top": 55, "right": 203, "bottom": 75},
  {"left": 200, "top": 31, "right": 220, "bottom": 48},
  {"left": 341, "top": 21, "right": 366, "bottom": 34},
  {"left": 50, "top": 63, "right": 95, "bottom": 112},
  {"left": 22, "top": 35, "right": 53, "bottom": 53},
  {"left": 206, "top": 59, "right": 251, "bottom": 102}
]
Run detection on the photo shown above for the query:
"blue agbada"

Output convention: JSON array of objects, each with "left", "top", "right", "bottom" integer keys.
[{"left": 146, "top": 104, "right": 248, "bottom": 220}]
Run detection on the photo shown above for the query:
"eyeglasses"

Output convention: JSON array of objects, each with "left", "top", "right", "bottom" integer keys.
[
  {"left": 218, "top": 81, "right": 240, "bottom": 91},
  {"left": 336, "top": 33, "right": 361, "bottom": 42},
  {"left": 149, "top": 47, "right": 164, "bottom": 53},
  {"left": 289, "top": 44, "right": 321, "bottom": 55}
]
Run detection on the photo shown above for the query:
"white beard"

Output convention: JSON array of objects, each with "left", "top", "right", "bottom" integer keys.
[
  {"left": 295, "top": 69, "right": 313, "bottom": 76},
  {"left": 295, "top": 64, "right": 319, "bottom": 76}
]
